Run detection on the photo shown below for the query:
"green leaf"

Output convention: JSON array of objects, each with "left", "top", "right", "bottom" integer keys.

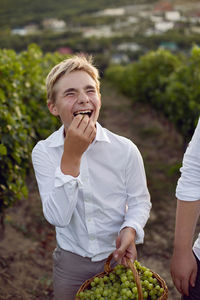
[{"left": 0, "top": 144, "right": 7, "bottom": 155}]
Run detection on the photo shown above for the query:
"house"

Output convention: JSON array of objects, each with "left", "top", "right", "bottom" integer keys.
[
  {"left": 57, "top": 47, "right": 73, "bottom": 55},
  {"left": 165, "top": 11, "right": 181, "bottom": 22},
  {"left": 117, "top": 42, "right": 141, "bottom": 52},
  {"left": 11, "top": 28, "right": 27, "bottom": 35},
  {"left": 42, "top": 18, "right": 66, "bottom": 31},
  {"left": 82, "top": 26, "right": 113, "bottom": 38},
  {"left": 155, "top": 21, "right": 174, "bottom": 32},
  {"left": 159, "top": 41, "right": 178, "bottom": 51},
  {"left": 24, "top": 24, "right": 39, "bottom": 34},
  {"left": 191, "top": 26, "right": 200, "bottom": 34},
  {"left": 154, "top": 1, "right": 174, "bottom": 12},
  {"left": 111, "top": 53, "right": 129, "bottom": 64},
  {"left": 150, "top": 15, "right": 164, "bottom": 23},
  {"left": 96, "top": 8, "right": 125, "bottom": 17}
]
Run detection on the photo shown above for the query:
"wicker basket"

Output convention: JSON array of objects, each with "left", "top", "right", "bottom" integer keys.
[{"left": 75, "top": 253, "right": 168, "bottom": 300}]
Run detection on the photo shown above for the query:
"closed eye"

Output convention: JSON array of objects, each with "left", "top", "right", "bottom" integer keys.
[
  {"left": 66, "top": 92, "right": 75, "bottom": 96},
  {"left": 86, "top": 88, "right": 96, "bottom": 93},
  {"left": 63, "top": 88, "right": 76, "bottom": 97}
]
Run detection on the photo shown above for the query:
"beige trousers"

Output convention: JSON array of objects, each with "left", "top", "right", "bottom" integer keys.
[{"left": 53, "top": 246, "right": 115, "bottom": 300}]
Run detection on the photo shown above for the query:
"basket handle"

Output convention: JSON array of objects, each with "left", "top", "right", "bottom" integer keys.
[
  {"left": 104, "top": 253, "right": 143, "bottom": 300},
  {"left": 126, "top": 258, "right": 143, "bottom": 300}
]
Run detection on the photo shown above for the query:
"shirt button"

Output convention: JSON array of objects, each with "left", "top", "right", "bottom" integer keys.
[
  {"left": 88, "top": 218, "right": 91, "bottom": 222},
  {"left": 90, "top": 236, "right": 95, "bottom": 241}
]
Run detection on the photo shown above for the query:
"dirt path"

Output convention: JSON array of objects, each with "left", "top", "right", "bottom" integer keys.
[
  {"left": 100, "top": 80, "right": 184, "bottom": 299},
  {"left": 0, "top": 80, "right": 185, "bottom": 299}
]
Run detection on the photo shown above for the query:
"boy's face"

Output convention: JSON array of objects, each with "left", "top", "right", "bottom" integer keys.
[{"left": 48, "top": 70, "right": 101, "bottom": 129}]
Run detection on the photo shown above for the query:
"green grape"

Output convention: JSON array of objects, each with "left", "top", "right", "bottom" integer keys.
[
  {"left": 120, "top": 275, "right": 128, "bottom": 283},
  {"left": 77, "top": 260, "right": 165, "bottom": 300},
  {"left": 94, "top": 277, "right": 100, "bottom": 284},
  {"left": 153, "top": 278, "right": 158, "bottom": 284},
  {"left": 160, "top": 287, "right": 164, "bottom": 293},
  {"left": 149, "top": 290, "right": 156, "bottom": 296},
  {"left": 126, "top": 289, "right": 133, "bottom": 298},
  {"left": 143, "top": 291, "right": 148, "bottom": 298},
  {"left": 148, "top": 283, "right": 154, "bottom": 290},
  {"left": 124, "top": 280, "right": 130, "bottom": 288}
]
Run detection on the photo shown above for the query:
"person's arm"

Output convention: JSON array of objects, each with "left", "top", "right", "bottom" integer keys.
[
  {"left": 32, "top": 115, "right": 96, "bottom": 227},
  {"left": 114, "top": 142, "right": 151, "bottom": 264},
  {"left": 171, "top": 199, "right": 200, "bottom": 296},
  {"left": 61, "top": 114, "right": 96, "bottom": 176},
  {"left": 171, "top": 118, "right": 200, "bottom": 296}
]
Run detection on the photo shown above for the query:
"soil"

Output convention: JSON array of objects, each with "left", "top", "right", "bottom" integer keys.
[{"left": 0, "top": 80, "right": 192, "bottom": 299}]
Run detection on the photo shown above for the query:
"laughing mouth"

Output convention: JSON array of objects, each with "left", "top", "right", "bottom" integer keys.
[{"left": 73, "top": 110, "right": 92, "bottom": 117}]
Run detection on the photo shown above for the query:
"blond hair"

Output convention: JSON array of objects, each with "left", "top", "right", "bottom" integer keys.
[{"left": 46, "top": 55, "right": 100, "bottom": 103}]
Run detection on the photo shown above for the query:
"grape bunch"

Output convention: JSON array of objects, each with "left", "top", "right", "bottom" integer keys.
[{"left": 76, "top": 261, "right": 165, "bottom": 300}]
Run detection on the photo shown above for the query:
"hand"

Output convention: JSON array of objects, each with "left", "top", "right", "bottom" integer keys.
[
  {"left": 113, "top": 227, "right": 137, "bottom": 267},
  {"left": 170, "top": 249, "right": 197, "bottom": 296},
  {"left": 61, "top": 114, "right": 96, "bottom": 176},
  {"left": 64, "top": 114, "right": 96, "bottom": 157}
]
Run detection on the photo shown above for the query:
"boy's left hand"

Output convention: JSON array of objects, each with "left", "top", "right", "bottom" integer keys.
[{"left": 113, "top": 227, "right": 137, "bottom": 266}]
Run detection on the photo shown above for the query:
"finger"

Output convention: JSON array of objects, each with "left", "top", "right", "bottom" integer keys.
[
  {"left": 88, "top": 128, "right": 96, "bottom": 143},
  {"left": 113, "top": 248, "right": 123, "bottom": 261},
  {"left": 71, "top": 114, "right": 85, "bottom": 128},
  {"left": 84, "top": 121, "right": 96, "bottom": 138},
  {"left": 113, "top": 250, "right": 122, "bottom": 264},
  {"left": 190, "top": 269, "right": 197, "bottom": 288},
  {"left": 173, "top": 277, "right": 183, "bottom": 295},
  {"left": 126, "top": 251, "right": 136, "bottom": 262},
  {"left": 121, "top": 256, "right": 128, "bottom": 267},
  {"left": 116, "top": 235, "right": 121, "bottom": 249},
  {"left": 181, "top": 278, "right": 189, "bottom": 296},
  {"left": 78, "top": 114, "right": 90, "bottom": 131}
]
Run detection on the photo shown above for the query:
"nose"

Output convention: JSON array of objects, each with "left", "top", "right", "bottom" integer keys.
[{"left": 77, "top": 91, "right": 89, "bottom": 104}]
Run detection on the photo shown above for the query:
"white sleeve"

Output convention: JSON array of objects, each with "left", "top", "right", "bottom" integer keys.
[
  {"left": 120, "top": 141, "right": 151, "bottom": 244},
  {"left": 32, "top": 142, "right": 83, "bottom": 227},
  {"left": 176, "top": 118, "right": 200, "bottom": 201}
]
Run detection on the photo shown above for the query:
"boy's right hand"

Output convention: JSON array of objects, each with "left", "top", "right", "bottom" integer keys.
[
  {"left": 170, "top": 249, "right": 197, "bottom": 296},
  {"left": 61, "top": 114, "right": 96, "bottom": 176}
]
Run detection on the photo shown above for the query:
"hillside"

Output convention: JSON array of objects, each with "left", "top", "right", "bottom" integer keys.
[{"left": 0, "top": 0, "right": 156, "bottom": 28}]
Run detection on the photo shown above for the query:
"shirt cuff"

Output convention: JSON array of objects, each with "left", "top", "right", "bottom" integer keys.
[
  {"left": 54, "top": 166, "right": 83, "bottom": 187},
  {"left": 120, "top": 222, "right": 144, "bottom": 244},
  {"left": 175, "top": 190, "right": 200, "bottom": 201}
]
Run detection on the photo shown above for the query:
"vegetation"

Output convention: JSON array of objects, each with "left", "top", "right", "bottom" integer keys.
[
  {"left": 1, "top": 0, "right": 200, "bottom": 64},
  {"left": 105, "top": 46, "right": 200, "bottom": 141},
  {"left": 1, "top": 42, "right": 200, "bottom": 236},
  {"left": 0, "top": 0, "right": 157, "bottom": 28},
  {"left": 0, "top": 44, "right": 65, "bottom": 221}
]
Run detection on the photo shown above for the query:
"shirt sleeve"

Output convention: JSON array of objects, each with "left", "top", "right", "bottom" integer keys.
[
  {"left": 176, "top": 118, "right": 200, "bottom": 201},
  {"left": 32, "top": 142, "right": 83, "bottom": 227},
  {"left": 120, "top": 141, "right": 151, "bottom": 244}
]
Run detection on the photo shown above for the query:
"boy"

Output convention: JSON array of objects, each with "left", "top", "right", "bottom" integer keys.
[
  {"left": 32, "top": 55, "right": 151, "bottom": 300},
  {"left": 171, "top": 118, "right": 200, "bottom": 299}
]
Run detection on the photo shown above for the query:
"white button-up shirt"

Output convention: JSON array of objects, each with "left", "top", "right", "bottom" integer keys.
[
  {"left": 176, "top": 118, "right": 200, "bottom": 259},
  {"left": 32, "top": 122, "right": 151, "bottom": 261}
]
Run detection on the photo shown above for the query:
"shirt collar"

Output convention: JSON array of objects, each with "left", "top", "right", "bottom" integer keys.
[
  {"left": 48, "top": 122, "right": 110, "bottom": 148},
  {"left": 95, "top": 122, "right": 111, "bottom": 144}
]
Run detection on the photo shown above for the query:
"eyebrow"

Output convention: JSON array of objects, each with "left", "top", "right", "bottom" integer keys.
[{"left": 85, "top": 85, "right": 96, "bottom": 90}]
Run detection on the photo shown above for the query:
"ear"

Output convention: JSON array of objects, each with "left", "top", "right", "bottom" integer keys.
[{"left": 47, "top": 101, "right": 59, "bottom": 116}]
